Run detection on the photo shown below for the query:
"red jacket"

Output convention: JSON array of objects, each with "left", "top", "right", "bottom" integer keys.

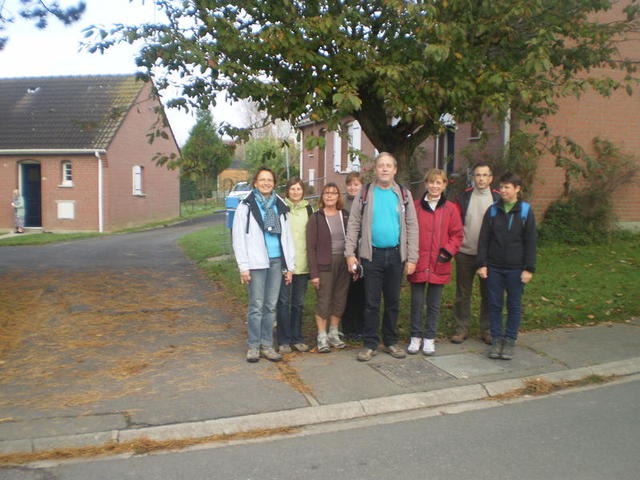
[{"left": 407, "top": 195, "right": 464, "bottom": 284}]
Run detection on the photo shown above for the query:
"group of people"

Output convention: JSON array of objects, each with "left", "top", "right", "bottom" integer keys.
[{"left": 232, "top": 153, "right": 536, "bottom": 364}]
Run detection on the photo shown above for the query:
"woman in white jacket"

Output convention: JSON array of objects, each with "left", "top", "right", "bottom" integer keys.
[{"left": 232, "top": 167, "right": 295, "bottom": 363}]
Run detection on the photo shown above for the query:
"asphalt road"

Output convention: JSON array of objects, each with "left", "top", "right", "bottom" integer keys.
[
  {"left": 0, "top": 213, "right": 225, "bottom": 270},
  {"left": 4, "top": 378, "right": 638, "bottom": 480}
]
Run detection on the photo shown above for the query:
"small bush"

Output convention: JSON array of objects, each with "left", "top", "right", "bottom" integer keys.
[
  {"left": 539, "top": 193, "right": 611, "bottom": 244},
  {"left": 545, "top": 137, "right": 639, "bottom": 244}
]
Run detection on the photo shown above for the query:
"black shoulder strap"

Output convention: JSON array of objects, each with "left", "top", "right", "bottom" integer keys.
[
  {"left": 360, "top": 183, "right": 372, "bottom": 216},
  {"left": 306, "top": 204, "right": 313, "bottom": 217}
]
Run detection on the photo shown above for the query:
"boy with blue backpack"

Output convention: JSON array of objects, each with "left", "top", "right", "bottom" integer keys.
[{"left": 476, "top": 172, "right": 537, "bottom": 360}]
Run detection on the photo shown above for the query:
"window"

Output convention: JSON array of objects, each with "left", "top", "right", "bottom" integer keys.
[
  {"left": 61, "top": 161, "right": 73, "bottom": 187},
  {"left": 469, "top": 125, "right": 482, "bottom": 141},
  {"left": 132, "top": 165, "right": 144, "bottom": 196},
  {"left": 347, "top": 121, "right": 362, "bottom": 172},
  {"left": 332, "top": 129, "right": 342, "bottom": 173}
]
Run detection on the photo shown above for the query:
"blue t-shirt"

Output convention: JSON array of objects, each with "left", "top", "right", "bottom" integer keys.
[
  {"left": 371, "top": 186, "right": 400, "bottom": 248},
  {"left": 257, "top": 201, "right": 282, "bottom": 258}
]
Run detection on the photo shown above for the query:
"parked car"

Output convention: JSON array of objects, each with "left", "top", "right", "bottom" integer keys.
[{"left": 227, "top": 181, "right": 251, "bottom": 200}]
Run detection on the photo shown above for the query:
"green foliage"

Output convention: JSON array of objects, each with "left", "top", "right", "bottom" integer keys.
[
  {"left": 244, "top": 137, "right": 299, "bottom": 187},
  {"left": 493, "top": 131, "right": 540, "bottom": 200},
  {"left": 86, "top": 0, "right": 639, "bottom": 172},
  {"left": 456, "top": 129, "right": 541, "bottom": 199},
  {"left": 542, "top": 137, "right": 639, "bottom": 244},
  {"left": 180, "top": 110, "right": 233, "bottom": 199}
]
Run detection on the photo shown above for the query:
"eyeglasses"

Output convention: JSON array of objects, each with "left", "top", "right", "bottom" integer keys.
[
  {"left": 474, "top": 173, "right": 492, "bottom": 178},
  {"left": 323, "top": 191, "right": 339, "bottom": 196}
]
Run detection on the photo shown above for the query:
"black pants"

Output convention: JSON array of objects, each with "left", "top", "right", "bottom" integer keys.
[
  {"left": 361, "top": 247, "right": 403, "bottom": 350},
  {"left": 410, "top": 282, "right": 444, "bottom": 339},
  {"left": 341, "top": 278, "right": 365, "bottom": 336}
]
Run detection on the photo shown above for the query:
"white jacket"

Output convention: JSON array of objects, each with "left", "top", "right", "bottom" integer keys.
[{"left": 232, "top": 192, "right": 295, "bottom": 273}]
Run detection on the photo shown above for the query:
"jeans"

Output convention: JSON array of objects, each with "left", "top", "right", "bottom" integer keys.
[
  {"left": 247, "top": 257, "right": 283, "bottom": 348},
  {"left": 410, "top": 282, "right": 444, "bottom": 339},
  {"left": 453, "top": 252, "right": 490, "bottom": 335},
  {"left": 361, "top": 247, "right": 403, "bottom": 350},
  {"left": 486, "top": 266, "right": 524, "bottom": 341},
  {"left": 276, "top": 273, "right": 309, "bottom": 345}
]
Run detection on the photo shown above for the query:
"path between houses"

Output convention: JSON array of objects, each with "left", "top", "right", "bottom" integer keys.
[{"left": 1, "top": 217, "right": 640, "bottom": 458}]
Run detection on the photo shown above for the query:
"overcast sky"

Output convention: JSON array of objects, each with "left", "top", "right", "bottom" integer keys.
[{"left": 0, "top": 0, "right": 244, "bottom": 145}]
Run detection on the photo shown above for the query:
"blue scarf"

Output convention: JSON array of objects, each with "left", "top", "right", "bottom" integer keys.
[{"left": 254, "top": 189, "right": 281, "bottom": 234}]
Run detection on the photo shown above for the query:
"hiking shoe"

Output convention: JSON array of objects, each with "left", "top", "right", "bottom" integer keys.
[
  {"left": 450, "top": 332, "right": 468, "bottom": 344},
  {"left": 357, "top": 348, "right": 378, "bottom": 362},
  {"left": 488, "top": 338, "right": 503, "bottom": 359},
  {"left": 260, "top": 347, "right": 282, "bottom": 362},
  {"left": 422, "top": 338, "right": 435, "bottom": 356},
  {"left": 479, "top": 331, "right": 493, "bottom": 345},
  {"left": 292, "top": 343, "right": 309, "bottom": 353},
  {"left": 317, "top": 335, "right": 330, "bottom": 353},
  {"left": 246, "top": 347, "right": 260, "bottom": 363},
  {"left": 407, "top": 337, "right": 422, "bottom": 355},
  {"left": 328, "top": 331, "right": 346, "bottom": 349},
  {"left": 278, "top": 344, "right": 292, "bottom": 354},
  {"left": 383, "top": 344, "right": 406, "bottom": 359},
  {"left": 501, "top": 338, "right": 515, "bottom": 360}
]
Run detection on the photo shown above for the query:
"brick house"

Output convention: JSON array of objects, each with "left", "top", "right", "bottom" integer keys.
[
  {"left": 297, "top": 5, "right": 640, "bottom": 230},
  {"left": 0, "top": 75, "right": 181, "bottom": 232}
]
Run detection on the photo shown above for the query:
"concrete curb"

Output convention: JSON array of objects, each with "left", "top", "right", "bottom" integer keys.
[{"left": 2, "top": 356, "right": 640, "bottom": 456}]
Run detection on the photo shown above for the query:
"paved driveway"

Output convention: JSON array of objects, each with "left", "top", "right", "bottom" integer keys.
[{"left": 0, "top": 216, "right": 308, "bottom": 435}]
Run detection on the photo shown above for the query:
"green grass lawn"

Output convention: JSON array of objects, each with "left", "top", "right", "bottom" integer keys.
[
  {"left": 0, "top": 200, "right": 225, "bottom": 247},
  {"left": 179, "top": 227, "right": 640, "bottom": 341}
]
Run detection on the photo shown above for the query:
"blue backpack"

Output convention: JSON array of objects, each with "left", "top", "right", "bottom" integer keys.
[{"left": 488, "top": 201, "right": 530, "bottom": 231}]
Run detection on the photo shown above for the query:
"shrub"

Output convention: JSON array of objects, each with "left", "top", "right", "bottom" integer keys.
[{"left": 543, "top": 137, "right": 639, "bottom": 244}]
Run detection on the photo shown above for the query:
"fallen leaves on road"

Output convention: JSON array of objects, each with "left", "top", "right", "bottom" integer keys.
[
  {"left": 0, "top": 268, "right": 245, "bottom": 412},
  {"left": 0, "top": 426, "right": 299, "bottom": 466}
]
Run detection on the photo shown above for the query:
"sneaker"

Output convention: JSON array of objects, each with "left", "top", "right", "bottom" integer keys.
[
  {"left": 327, "top": 331, "right": 346, "bottom": 349},
  {"left": 501, "top": 338, "right": 515, "bottom": 360},
  {"left": 422, "top": 338, "right": 435, "bottom": 356},
  {"left": 279, "top": 344, "right": 292, "bottom": 354},
  {"left": 383, "top": 344, "right": 406, "bottom": 359},
  {"left": 357, "top": 348, "right": 378, "bottom": 362},
  {"left": 479, "top": 331, "right": 493, "bottom": 345},
  {"left": 450, "top": 332, "right": 468, "bottom": 344},
  {"left": 246, "top": 347, "right": 260, "bottom": 363},
  {"left": 488, "top": 338, "right": 503, "bottom": 359},
  {"left": 317, "top": 335, "right": 330, "bottom": 353},
  {"left": 260, "top": 347, "right": 282, "bottom": 362},
  {"left": 292, "top": 343, "right": 309, "bottom": 353},
  {"left": 407, "top": 337, "right": 421, "bottom": 355}
]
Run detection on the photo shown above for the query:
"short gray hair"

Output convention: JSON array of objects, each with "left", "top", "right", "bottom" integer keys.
[{"left": 375, "top": 152, "right": 397, "bottom": 167}]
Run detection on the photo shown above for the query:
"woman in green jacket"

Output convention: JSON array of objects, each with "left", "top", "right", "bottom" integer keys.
[{"left": 276, "top": 177, "right": 312, "bottom": 354}]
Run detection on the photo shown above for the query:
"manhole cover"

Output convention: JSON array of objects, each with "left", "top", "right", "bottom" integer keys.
[
  {"left": 426, "top": 353, "right": 506, "bottom": 379},
  {"left": 371, "top": 358, "right": 454, "bottom": 387}
]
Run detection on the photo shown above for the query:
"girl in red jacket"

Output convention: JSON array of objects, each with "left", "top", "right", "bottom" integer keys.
[{"left": 407, "top": 169, "right": 464, "bottom": 356}]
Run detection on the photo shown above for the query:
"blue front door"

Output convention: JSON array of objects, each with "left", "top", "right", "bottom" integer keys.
[{"left": 21, "top": 163, "right": 42, "bottom": 227}]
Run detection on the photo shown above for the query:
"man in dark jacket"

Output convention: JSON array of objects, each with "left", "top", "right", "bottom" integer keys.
[
  {"left": 476, "top": 172, "right": 536, "bottom": 360},
  {"left": 452, "top": 162, "right": 500, "bottom": 344}
]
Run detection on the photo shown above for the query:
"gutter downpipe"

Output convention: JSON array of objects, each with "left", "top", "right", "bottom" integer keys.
[
  {"left": 95, "top": 150, "right": 104, "bottom": 233},
  {"left": 299, "top": 129, "right": 304, "bottom": 181}
]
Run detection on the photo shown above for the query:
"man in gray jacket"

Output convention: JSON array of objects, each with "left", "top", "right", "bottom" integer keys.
[
  {"left": 452, "top": 162, "right": 500, "bottom": 344},
  {"left": 345, "top": 153, "right": 419, "bottom": 362}
]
